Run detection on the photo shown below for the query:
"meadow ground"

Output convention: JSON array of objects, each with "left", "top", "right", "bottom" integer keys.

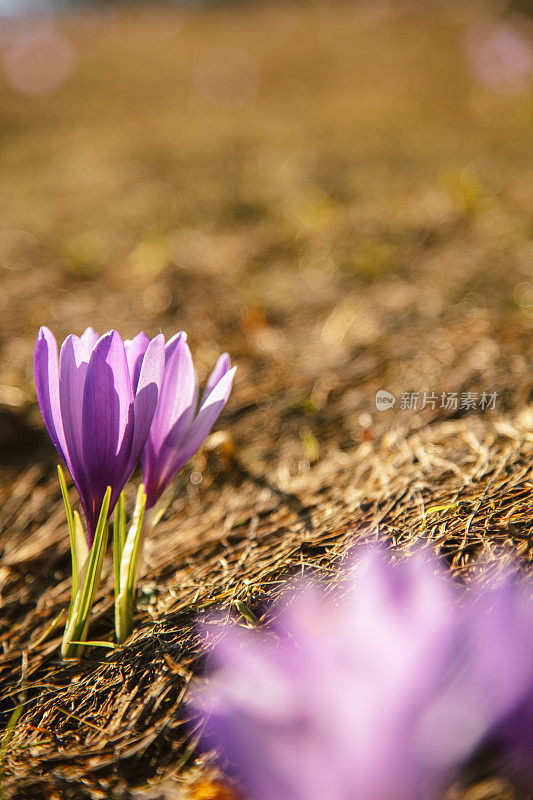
[{"left": 0, "top": 1, "right": 532, "bottom": 797}]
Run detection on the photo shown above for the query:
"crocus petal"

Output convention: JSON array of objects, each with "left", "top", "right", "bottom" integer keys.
[
  {"left": 125, "top": 331, "right": 150, "bottom": 393},
  {"left": 34, "top": 326, "right": 68, "bottom": 464},
  {"left": 178, "top": 366, "right": 236, "bottom": 467},
  {"left": 81, "top": 330, "right": 134, "bottom": 536},
  {"left": 59, "top": 334, "right": 94, "bottom": 483},
  {"left": 141, "top": 336, "right": 235, "bottom": 508},
  {"left": 154, "top": 365, "right": 236, "bottom": 496},
  {"left": 153, "top": 331, "right": 198, "bottom": 451},
  {"left": 142, "top": 333, "right": 198, "bottom": 500},
  {"left": 201, "top": 352, "right": 231, "bottom": 404},
  {"left": 126, "top": 333, "right": 165, "bottom": 475},
  {"left": 80, "top": 327, "right": 100, "bottom": 349}
]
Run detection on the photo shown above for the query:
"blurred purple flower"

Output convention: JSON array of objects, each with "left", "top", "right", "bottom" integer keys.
[
  {"left": 409, "top": 567, "right": 533, "bottom": 795},
  {"left": 192, "top": 549, "right": 533, "bottom": 800},
  {"left": 463, "top": 572, "right": 533, "bottom": 792},
  {"left": 140, "top": 331, "right": 235, "bottom": 509},
  {"left": 34, "top": 326, "right": 164, "bottom": 545},
  {"left": 193, "top": 550, "right": 457, "bottom": 800}
]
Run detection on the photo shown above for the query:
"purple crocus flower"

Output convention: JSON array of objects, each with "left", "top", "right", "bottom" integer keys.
[
  {"left": 140, "top": 331, "right": 236, "bottom": 508},
  {"left": 34, "top": 326, "right": 165, "bottom": 545},
  {"left": 459, "top": 571, "right": 533, "bottom": 793},
  {"left": 192, "top": 549, "right": 533, "bottom": 800},
  {"left": 193, "top": 550, "right": 462, "bottom": 800}
]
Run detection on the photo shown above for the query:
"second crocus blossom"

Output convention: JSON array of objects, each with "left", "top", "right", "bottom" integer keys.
[
  {"left": 34, "top": 326, "right": 165, "bottom": 545},
  {"left": 141, "top": 332, "right": 236, "bottom": 509},
  {"left": 111, "top": 330, "right": 235, "bottom": 644}
]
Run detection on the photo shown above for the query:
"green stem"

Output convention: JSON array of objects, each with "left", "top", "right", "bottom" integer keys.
[{"left": 61, "top": 488, "right": 111, "bottom": 660}]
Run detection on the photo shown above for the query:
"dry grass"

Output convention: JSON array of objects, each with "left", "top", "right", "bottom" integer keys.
[{"left": 0, "top": 1, "right": 532, "bottom": 797}]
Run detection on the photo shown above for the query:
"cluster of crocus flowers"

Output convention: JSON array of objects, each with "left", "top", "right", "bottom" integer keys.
[
  {"left": 34, "top": 326, "right": 235, "bottom": 656},
  {"left": 192, "top": 548, "right": 533, "bottom": 800}
]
